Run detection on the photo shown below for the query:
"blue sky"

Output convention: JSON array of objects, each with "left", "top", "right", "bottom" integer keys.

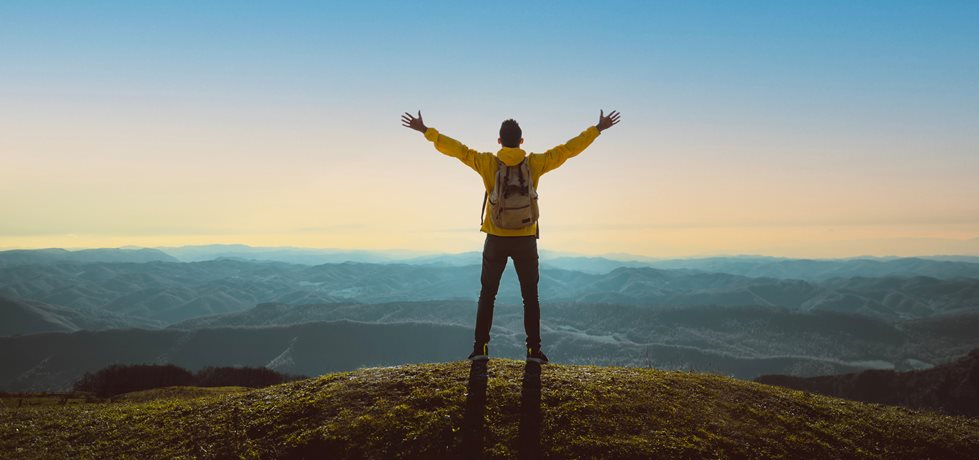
[{"left": 2, "top": 1, "right": 978, "bottom": 257}]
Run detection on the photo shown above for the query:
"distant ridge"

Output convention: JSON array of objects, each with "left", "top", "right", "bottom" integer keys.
[
  {"left": 0, "top": 294, "right": 162, "bottom": 335},
  {"left": 5, "top": 257, "right": 979, "bottom": 327},
  {"left": 142, "top": 245, "right": 979, "bottom": 279},
  {"left": 4, "top": 247, "right": 979, "bottom": 391},
  {"left": 7, "top": 246, "right": 979, "bottom": 279},
  {"left": 0, "top": 247, "right": 178, "bottom": 266},
  {"left": 0, "top": 321, "right": 472, "bottom": 391},
  {"left": 757, "top": 347, "right": 979, "bottom": 416}
]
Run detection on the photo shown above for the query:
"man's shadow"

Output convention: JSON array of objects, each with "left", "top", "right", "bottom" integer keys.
[
  {"left": 461, "top": 360, "right": 489, "bottom": 456},
  {"left": 518, "top": 361, "right": 543, "bottom": 459},
  {"left": 460, "top": 361, "right": 542, "bottom": 459}
]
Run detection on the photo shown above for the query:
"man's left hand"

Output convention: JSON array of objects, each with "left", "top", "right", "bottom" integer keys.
[{"left": 401, "top": 111, "right": 427, "bottom": 133}]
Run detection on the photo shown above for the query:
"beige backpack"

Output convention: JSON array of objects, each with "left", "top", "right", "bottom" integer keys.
[{"left": 481, "top": 158, "right": 540, "bottom": 230}]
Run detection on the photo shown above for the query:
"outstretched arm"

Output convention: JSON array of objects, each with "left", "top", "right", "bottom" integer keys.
[
  {"left": 401, "top": 110, "right": 490, "bottom": 174},
  {"left": 537, "top": 110, "right": 621, "bottom": 175}
]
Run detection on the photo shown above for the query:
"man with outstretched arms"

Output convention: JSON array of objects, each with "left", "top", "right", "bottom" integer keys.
[{"left": 402, "top": 110, "right": 621, "bottom": 364}]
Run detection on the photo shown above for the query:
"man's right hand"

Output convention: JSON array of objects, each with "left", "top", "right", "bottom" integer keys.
[
  {"left": 596, "top": 110, "right": 621, "bottom": 132},
  {"left": 401, "top": 111, "right": 427, "bottom": 133}
]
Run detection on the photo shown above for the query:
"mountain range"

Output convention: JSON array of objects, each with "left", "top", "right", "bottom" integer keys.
[
  {"left": 2, "top": 247, "right": 979, "bottom": 392},
  {"left": 0, "top": 321, "right": 470, "bottom": 392},
  {"left": 757, "top": 347, "right": 979, "bottom": 416},
  {"left": 0, "top": 295, "right": 162, "bottom": 335},
  {"left": 3, "top": 300, "right": 978, "bottom": 391},
  {"left": 0, "top": 248, "right": 178, "bottom": 266},
  {"left": 7, "top": 245, "right": 979, "bottom": 279},
  {"left": 3, "top": 258, "right": 979, "bottom": 329}
]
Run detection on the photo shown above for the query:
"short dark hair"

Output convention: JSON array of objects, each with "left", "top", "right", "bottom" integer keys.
[{"left": 499, "top": 119, "right": 522, "bottom": 148}]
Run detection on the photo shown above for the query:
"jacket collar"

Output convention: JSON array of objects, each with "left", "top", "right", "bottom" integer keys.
[{"left": 496, "top": 146, "right": 526, "bottom": 166}]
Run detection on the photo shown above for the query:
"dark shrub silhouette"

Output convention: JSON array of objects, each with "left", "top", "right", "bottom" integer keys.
[
  {"left": 73, "top": 364, "right": 304, "bottom": 397},
  {"left": 74, "top": 364, "right": 195, "bottom": 397}
]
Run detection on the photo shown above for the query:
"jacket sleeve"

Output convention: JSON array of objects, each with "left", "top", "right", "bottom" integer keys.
[
  {"left": 424, "top": 127, "right": 493, "bottom": 175},
  {"left": 535, "top": 126, "right": 601, "bottom": 175}
]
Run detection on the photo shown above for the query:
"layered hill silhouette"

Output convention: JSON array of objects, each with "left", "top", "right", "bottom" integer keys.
[
  {"left": 11, "top": 306, "right": 979, "bottom": 392},
  {"left": 637, "top": 255, "right": 979, "bottom": 281},
  {"left": 14, "top": 245, "right": 978, "bottom": 279},
  {"left": 4, "top": 249, "right": 979, "bottom": 395},
  {"left": 757, "top": 347, "right": 979, "bottom": 417},
  {"left": 6, "top": 302, "right": 979, "bottom": 391},
  {"left": 4, "top": 258, "right": 979, "bottom": 329},
  {"left": 2, "top": 361, "right": 977, "bottom": 459},
  {"left": 0, "top": 247, "right": 178, "bottom": 266},
  {"left": 171, "top": 301, "right": 979, "bottom": 368},
  {"left": 0, "top": 321, "right": 471, "bottom": 391},
  {"left": 0, "top": 295, "right": 162, "bottom": 336}
]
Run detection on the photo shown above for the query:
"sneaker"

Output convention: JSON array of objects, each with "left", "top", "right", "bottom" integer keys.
[
  {"left": 526, "top": 347, "right": 549, "bottom": 364},
  {"left": 467, "top": 343, "right": 489, "bottom": 361}
]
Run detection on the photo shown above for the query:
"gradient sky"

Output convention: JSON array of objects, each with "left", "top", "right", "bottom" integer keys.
[{"left": 2, "top": 1, "right": 978, "bottom": 258}]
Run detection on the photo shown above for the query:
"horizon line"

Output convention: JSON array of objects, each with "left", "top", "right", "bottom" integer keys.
[{"left": 3, "top": 243, "right": 979, "bottom": 262}]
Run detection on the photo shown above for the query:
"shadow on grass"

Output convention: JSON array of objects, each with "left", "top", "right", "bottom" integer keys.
[
  {"left": 518, "top": 361, "right": 542, "bottom": 459},
  {"left": 461, "top": 360, "right": 489, "bottom": 457},
  {"left": 460, "top": 360, "right": 543, "bottom": 459}
]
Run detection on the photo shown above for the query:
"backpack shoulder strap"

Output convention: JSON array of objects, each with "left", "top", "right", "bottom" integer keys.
[
  {"left": 483, "top": 158, "right": 505, "bottom": 225},
  {"left": 480, "top": 191, "right": 488, "bottom": 225}
]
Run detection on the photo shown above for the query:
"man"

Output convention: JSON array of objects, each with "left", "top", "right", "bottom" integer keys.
[{"left": 401, "top": 110, "right": 621, "bottom": 364}]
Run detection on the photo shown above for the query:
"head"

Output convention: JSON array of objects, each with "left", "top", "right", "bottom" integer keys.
[{"left": 498, "top": 119, "right": 524, "bottom": 148}]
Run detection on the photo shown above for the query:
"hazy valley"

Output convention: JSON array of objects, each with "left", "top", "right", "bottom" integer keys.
[{"left": 1, "top": 246, "right": 977, "bottom": 393}]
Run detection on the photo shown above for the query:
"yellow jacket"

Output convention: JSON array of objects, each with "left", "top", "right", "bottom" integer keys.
[{"left": 424, "top": 125, "right": 601, "bottom": 236}]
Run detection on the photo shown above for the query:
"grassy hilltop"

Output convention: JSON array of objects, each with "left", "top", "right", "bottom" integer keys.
[{"left": 2, "top": 360, "right": 978, "bottom": 459}]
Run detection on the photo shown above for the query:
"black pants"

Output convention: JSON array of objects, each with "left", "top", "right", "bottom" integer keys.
[{"left": 474, "top": 234, "right": 541, "bottom": 349}]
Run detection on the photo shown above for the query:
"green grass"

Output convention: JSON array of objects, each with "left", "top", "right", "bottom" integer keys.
[
  {"left": 1, "top": 360, "right": 977, "bottom": 459},
  {"left": 115, "top": 386, "right": 250, "bottom": 403},
  {"left": 0, "top": 393, "right": 91, "bottom": 408}
]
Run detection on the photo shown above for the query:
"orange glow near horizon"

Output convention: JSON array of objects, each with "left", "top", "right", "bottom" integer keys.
[{"left": 3, "top": 119, "right": 979, "bottom": 258}]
